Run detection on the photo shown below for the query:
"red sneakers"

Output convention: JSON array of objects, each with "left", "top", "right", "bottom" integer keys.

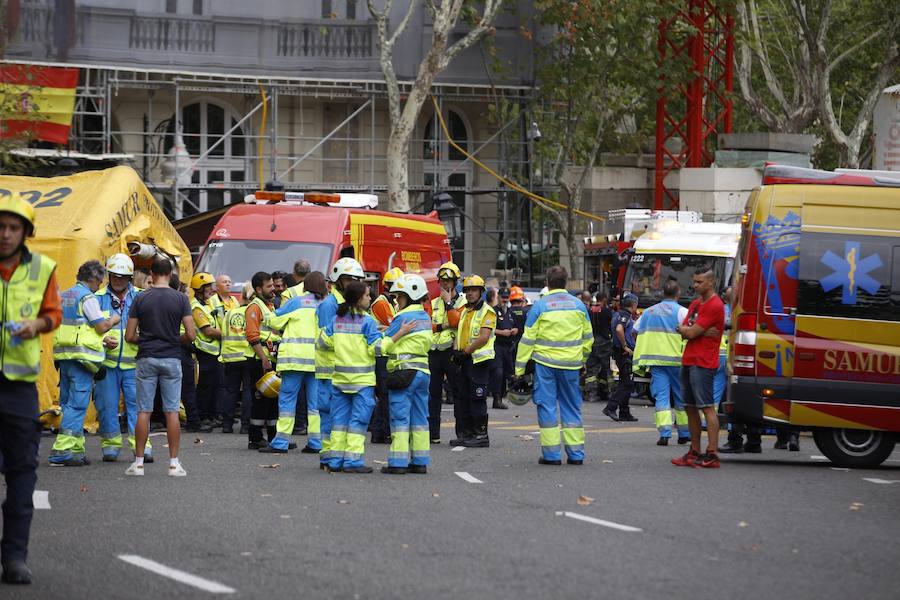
[
  {"left": 671, "top": 449, "right": 700, "bottom": 467},
  {"left": 695, "top": 452, "right": 721, "bottom": 468}
]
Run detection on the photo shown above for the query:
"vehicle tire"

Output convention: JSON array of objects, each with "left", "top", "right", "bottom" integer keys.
[{"left": 813, "top": 428, "right": 896, "bottom": 468}]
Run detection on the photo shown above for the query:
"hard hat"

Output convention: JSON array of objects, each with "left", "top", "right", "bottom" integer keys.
[
  {"left": 462, "top": 274, "right": 486, "bottom": 290},
  {"left": 255, "top": 371, "right": 281, "bottom": 399},
  {"left": 105, "top": 253, "right": 134, "bottom": 277},
  {"left": 509, "top": 286, "right": 525, "bottom": 301},
  {"left": 391, "top": 273, "right": 428, "bottom": 301},
  {"left": 329, "top": 257, "right": 364, "bottom": 282},
  {"left": 383, "top": 267, "right": 404, "bottom": 286},
  {"left": 0, "top": 194, "right": 36, "bottom": 236},
  {"left": 539, "top": 286, "right": 549, "bottom": 297},
  {"left": 437, "top": 261, "right": 461, "bottom": 280},
  {"left": 190, "top": 272, "right": 215, "bottom": 290},
  {"left": 507, "top": 375, "right": 533, "bottom": 406}
]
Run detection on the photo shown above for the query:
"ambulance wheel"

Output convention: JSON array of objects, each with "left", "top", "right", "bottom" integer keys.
[{"left": 813, "top": 428, "right": 896, "bottom": 468}]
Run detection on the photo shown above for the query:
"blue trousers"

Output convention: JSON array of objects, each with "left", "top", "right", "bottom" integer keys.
[
  {"left": 713, "top": 354, "right": 727, "bottom": 408},
  {"left": 534, "top": 363, "right": 584, "bottom": 462},
  {"left": 317, "top": 378, "right": 333, "bottom": 466},
  {"left": 93, "top": 366, "right": 130, "bottom": 458},
  {"left": 650, "top": 365, "right": 688, "bottom": 439},
  {"left": 49, "top": 360, "right": 94, "bottom": 463},
  {"left": 270, "top": 371, "right": 316, "bottom": 450},
  {"left": 388, "top": 371, "right": 430, "bottom": 468},
  {"left": 328, "top": 386, "right": 375, "bottom": 469}
]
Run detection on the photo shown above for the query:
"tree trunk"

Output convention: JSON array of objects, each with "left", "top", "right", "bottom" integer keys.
[{"left": 386, "top": 130, "right": 410, "bottom": 212}]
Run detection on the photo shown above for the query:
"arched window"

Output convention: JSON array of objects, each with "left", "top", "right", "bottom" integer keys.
[{"left": 424, "top": 109, "right": 469, "bottom": 161}]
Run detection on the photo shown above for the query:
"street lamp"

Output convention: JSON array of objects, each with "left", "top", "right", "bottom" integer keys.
[{"left": 432, "top": 192, "right": 461, "bottom": 243}]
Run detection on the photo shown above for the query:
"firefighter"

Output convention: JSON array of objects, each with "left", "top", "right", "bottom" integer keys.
[
  {"left": 219, "top": 284, "right": 254, "bottom": 434},
  {"left": 449, "top": 274, "right": 496, "bottom": 448},
  {"left": 49, "top": 260, "right": 119, "bottom": 466},
  {"left": 244, "top": 271, "right": 281, "bottom": 449},
  {"left": 370, "top": 267, "right": 403, "bottom": 444},
  {"left": 0, "top": 195, "right": 60, "bottom": 584},
  {"left": 428, "top": 261, "right": 465, "bottom": 443},
  {"left": 514, "top": 266, "right": 592, "bottom": 465},
  {"left": 94, "top": 253, "right": 154, "bottom": 462},
  {"left": 261, "top": 271, "right": 328, "bottom": 453},
  {"left": 583, "top": 291, "right": 613, "bottom": 404},
  {"left": 632, "top": 280, "right": 690, "bottom": 446},
  {"left": 316, "top": 257, "right": 366, "bottom": 469},
  {"left": 190, "top": 272, "right": 221, "bottom": 433},
  {"left": 380, "top": 274, "right": 434, "bottom": 474}
]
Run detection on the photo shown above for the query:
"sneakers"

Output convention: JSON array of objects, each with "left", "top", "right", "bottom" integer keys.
[
  {"left": 125, "top": 462, "right": 145, "bottom": 476},
  {"left": 342, "top": 465, "right": 373, "bottom": 474},
  {"left": 618, "top": 413, "right": 639, "bottom": 422},
  {"left": 695, "top": 452, "right": 721, "bottom": 468},
  {"left": 677, "top": 437, "right": 690, "bottom": 445},
  {"left": 566, "top": 458, "right": 583, "bottom": 465},
  {"left": 671, "top": 449, "right": 700, "bottom": 467},
  {"left": 657, "top": 437, "right": 669, "bottom": 446},
  {"left": 381, "top": 466, "right": 408, "bottom": 475},
  {"left": 168, "top": 463, "right": 187, "bottom": 477},
  {"left": 602, "top": 407, "right": 619, "bottom": 422}
]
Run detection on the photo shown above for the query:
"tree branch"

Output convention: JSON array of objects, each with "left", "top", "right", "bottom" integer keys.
[{"left": 438, "top": 0, "right": 503, "bottom": 71}]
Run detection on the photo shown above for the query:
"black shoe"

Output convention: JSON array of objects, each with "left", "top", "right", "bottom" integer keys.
[
  {"left": 185, "top": 424, "right": 213, "bottom": 433},
  {"left": 567, "top": 458, "right": 583, "bottom": 465},
  {"left": 1, "top": 561, "right": 32, "bottom": 585},
  {"left": 102, "top": 454, "right": 119, "bottom": 463},
  {"left": 460, "top": 435, "right": 490, "bottom": 448},
  {"left": 258, "top": 445, "right": 287, "bottom": 454},
  {"left": 325, "top": 464, "right": 342, "bottom": 473},
  {"left": 247, "top": 440, "right": 268, "bottom": 450},
  {"left": 381, "top": 466, "right": 408, "bottom": 474},
  {"left": 773, "top": 440, "right": 788, "bottom": 450},
  {"left": 492, "top": 399, "right": 509, "bottom": 410},
  {"left": 293, "top": 427, "right": 308, "bottom": 436},
  {"left": 657, "top": 437, "right": 669, "bottom": 446},
  {"left": 288, "top": 443, "right": 298, "bottom": 450},
  {"left": 788, "top": 435, "right": 800, "bottom": 452},
  {"left": 144, "top": 455, "right": 154, "bottom": 464},
  {"left": 602, "top": 407, "right": 620, "bottom": 422},
  {"left": 342, "top": 465, "right": 373, "bottom": 474},
  {"left": 222, "top": 426, "right": 233, "bottom": 434},
  {"left": 319, "top": 463, "right": 327, "bottom": 470},
  {"left": 370, "top": 435, "right": 391, "bottom": 444},
  {"left": 239, "top": 425, "right": 249, "bottom": 435},
  {"left": 407, "top": 465, "right": 427, "bottom": 474},
  {"left": 618, "top": 413, "right": 639, "bottom": 422},
  {"left": 718, "top": 441, "right": 744, "bottom": 454},
  {"left": 677, "top": 437, "right": 691, "bottom": 445},
  {"left": 743, "top": 443, "right": 762, "bottom": 454},
  {"left": 449, "top": 435, "right": 471, "bottom": 447},
  {"left": 430, "top": 439, "right": 441, "bottom": 445},
  {"left": 538, "top": 458, "right": 562, "bottom": 465},
  {"left": 301, "top": 445, "right": 320, "bottom": 454}
]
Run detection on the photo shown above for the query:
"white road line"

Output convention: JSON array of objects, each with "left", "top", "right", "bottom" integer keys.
[
  {"left": 118, "top": 555, "right": 236, "bottom": 594},
  {"left": 830, "top": 467, "right": 850, "bottom": 472},
  {"left": 555, "top": 511, "right": 642, "bottom": 532},
  {"left": 33, "top": 491, "right": 50, "bottom": 510},
  {"left": 455, "top": 471, "right": 482, "bottom": 484},
  {"left": 451, "top": 446, "right": 465, "bottom": 452},
  {"left": 149, "top": 432, "right": 167, "bottom": 438},
  {"left": 810, "top": 455, "right": 828, "bottom": 461},
  {"left": 862, "top": 478, "right": 900, "bottom": 485}
]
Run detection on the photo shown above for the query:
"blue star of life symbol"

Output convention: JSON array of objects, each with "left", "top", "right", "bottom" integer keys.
[{"left": 820, "top": 241, "right": 882, "bottom": 305}]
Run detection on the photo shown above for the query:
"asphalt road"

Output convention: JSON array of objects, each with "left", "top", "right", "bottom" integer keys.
[{"left": 16, "top": 402, "right": 900, "bottom": 599}]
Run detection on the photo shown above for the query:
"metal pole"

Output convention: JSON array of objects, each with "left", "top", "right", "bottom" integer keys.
[
  {"left": 279, "top": 98, "right": 372, "bottom": 180},
  {"left": 270, "top": 85, "right": 278, "bottom": 181},
  {"left": 173, "top": 81, "right": 180, "bottom": 219},
  {"left": 369, "top": 94, "right": 375, "bottom": 193},
  {"left": 184, "top": 99, "right": 266, "bottom": 174}
]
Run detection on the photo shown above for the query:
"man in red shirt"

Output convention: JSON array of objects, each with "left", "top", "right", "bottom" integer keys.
[{"left": 672, "top": 268, "right": 724, "bottom": 468}]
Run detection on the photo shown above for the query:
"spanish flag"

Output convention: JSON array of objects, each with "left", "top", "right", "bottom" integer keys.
[{"left": 1, "top": 64, "right": 79, "bottom": 144}]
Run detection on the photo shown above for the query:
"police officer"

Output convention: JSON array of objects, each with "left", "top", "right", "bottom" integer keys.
[
  {"left": 370, "top": 267, "right": 402, "bottom": 444},
  {"left": 605, "top": 293, "right": 639, "bottom": 422},
  {"left": 0, "top": 195, "right": 61, "bottom": 584},
  {"left": 490, "top": 288, "right": 514, "bottom": 410},
  {"left": 428, "top": 262, "right": 465, "bottom": 443},
  {"left": 514, "top": 266, "right": 592, "bottom": 465},
  {"left": 50, "top": 260, "right": 119, "bottom": 466},
  {"left": 450, "top": 274, "right": 496, "bottom": 448},
  {"left": 190, "top": 272, "right": 221, "bottom": 433},
  {"left": 632, "top": 281, "right": 690, "bottom": 445}
]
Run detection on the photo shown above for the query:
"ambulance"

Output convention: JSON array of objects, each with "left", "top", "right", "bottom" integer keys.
[
  {"left": 195, "top": 191, "right": 452, "bottom": 298},
  {"left": 727, "top": 164, "right": 900, "bottom": 467}
]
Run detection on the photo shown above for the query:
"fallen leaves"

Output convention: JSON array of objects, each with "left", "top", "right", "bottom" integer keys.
[
  {"left": 258, "top": 463, "right": 280, "bottom": 469},
  {"left": 515, "top": 434, "right": 534, "bottom": 441},
  {"left": 576, "top": 495, "right": 595, "bottom": 506},
  {"left": 79, "top": 484, "right": 88, "bottom": 493}
]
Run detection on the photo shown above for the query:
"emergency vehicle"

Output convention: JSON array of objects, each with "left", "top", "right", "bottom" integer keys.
[
  {"left": 727, "top": 164, "right": 900, "bottom": 467},
  {"left": 195, "top": 191, "right": 452, "bottom": 298}
]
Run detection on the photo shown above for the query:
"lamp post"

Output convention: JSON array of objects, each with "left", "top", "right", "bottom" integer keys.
[{"left": 432, "top": 192, "right": 462, "bottom": 265}]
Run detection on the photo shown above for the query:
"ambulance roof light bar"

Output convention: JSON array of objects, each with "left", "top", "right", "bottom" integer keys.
[
  {"left": 243, "top": 191, "right": 379, "bottom": 208},
  {"left": 763, "top": 164, "right": 900, "bottom": 187}
]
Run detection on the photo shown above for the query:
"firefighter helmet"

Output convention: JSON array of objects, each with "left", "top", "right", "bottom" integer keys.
[
  {"left": 383, "top": 267, "right": 404, "bottom": 287},
  {"left": 392, "top": 273, "right": 428, "bottom": 301},
  {"left": 437, "top": 261, "right": 461, "bottom": 280},
  {"left": 105, "top": 253, "right": 135, "bottom": 277},
  {"left": 0, "top": 194, "right": 36, "bottom": 236},
  {"left": 507, "top": 375, "right": 533, "bottom": 406},
  {"left": 255, "top": 371, "right": 281, "bottom": 399},
  {"left": 509, "top": 286, "right": 525, "bottom": 301},
  {"left": 190, "top": 272, "right": 215, "bottom": 291},
  {"left": 329, "top": 257, "right": 364, "bottom": 282},
  {"left": 462, "top": 274, "right": 486, "bottom": 290}
]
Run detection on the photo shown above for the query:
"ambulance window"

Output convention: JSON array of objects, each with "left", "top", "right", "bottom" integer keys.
[{"left": 892, "top": 247, "right": 900, "bottom": 304}]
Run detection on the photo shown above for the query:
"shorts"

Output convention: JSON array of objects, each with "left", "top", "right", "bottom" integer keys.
[
  {"left": 681, "top": 365, "right": 717, "bottom": 408},
  {"left": 136, "top": 357, "right": 183, "bottom": 413}
]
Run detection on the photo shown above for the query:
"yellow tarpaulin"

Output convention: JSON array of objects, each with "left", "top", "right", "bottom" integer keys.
[{"left": 0, "top": 166, "right": 193, "bottom": 427}]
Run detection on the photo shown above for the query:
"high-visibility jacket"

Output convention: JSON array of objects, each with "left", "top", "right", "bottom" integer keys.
[
  {"left": 381, "top": 305, "right": 432, "bottom": 373},
  {"left": 370, "top": 293, "right": 395, "bottom": 327},
  {"left": 430, "top": 293, "right": 465, "bottom": 351},
  {"left": 632, "top": 299, "right": 686, "bottom": 368},
  {"left": 720, "top": 304, "right": 731, "bottom": 358},
  {"left": 219, "top": 305, "right": 251, "bottom": 364},
  {"left": 191, "top": 297, "right": 221, "bottom": 356},
  {"left": 515, "top": 289, "right": 592, "bottom": 375},
  {"left": 318, "top": 309, "right": 383, "bottom": 393},
  {"left": 0, "top": 250, "right": 56, "bottom": 382},
  {"left": 456, "top": 301, "right": 496, "bottom": 364},
  {"left": 243, "top": 297, "right": 281, "bottom": 360},
  {"left": 281, "top": 281, "right": 305, "bottom": 304},
  {"left": 210, "top": 293, "right": 239, "bottom": 314},
  {"left": 267, "top": 292, "right": 320, "bottom": 373},
  {"left": 96, "top": 285, "right": 140, "bottom": 370},
  {"left": 314, "top": 288, "right": 343, "bottom": 380},
  {"left": 54, "top": 282, "right": 106, "bottom": 366}
]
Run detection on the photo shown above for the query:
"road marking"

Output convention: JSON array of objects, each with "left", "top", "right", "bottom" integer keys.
[
  {"left": 554, "top": 511, "right": 642, "bottom": 532},
  {"left": 33, "top": 491, "right": 50, "bottom": 510},
  {"left": 830, "top": 467, "right": 850, "bottom": 472},
  {"left": 583, "top": 427, "right": 657, "bottom": 434},
  {"left": 118, "top": 555, "right": 236, "bottom": 594},
  {"left": 810, "top": 455, "right": 829, "bottom": 461},
  {"left": 863, "top": 478, "right": 900, "bottom": 485},
  {"left": 149, "top": 432, "right": 167, "bottom": 438},
  {"left": 451, "top": 446, "right": 465, "bottom": 452},
  {"left": 455, "top": 471, "right": 482, "bottom": 484}
]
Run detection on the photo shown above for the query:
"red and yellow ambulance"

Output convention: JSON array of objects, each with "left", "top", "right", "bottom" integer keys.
[{"left": 727, "top": 165, "right": 900, "bottom": 467}]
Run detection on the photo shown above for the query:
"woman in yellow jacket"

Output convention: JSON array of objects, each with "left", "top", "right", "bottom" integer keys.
[{"left": 319, "top": 280, "right": 415, "bottom": 473}]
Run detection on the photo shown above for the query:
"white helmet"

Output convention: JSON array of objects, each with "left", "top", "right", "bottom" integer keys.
[
  {"left": 329, "top": 257, "right": 364, "bottom": 282},
  {"left": 392, "top": 273, "right": 428, "bottom": 301},
  {"left": 106, "top": 253, "right": 134, "bottom": 276},
  {"left": 539, "top": 286, "right": 549, "bottom": 298}
]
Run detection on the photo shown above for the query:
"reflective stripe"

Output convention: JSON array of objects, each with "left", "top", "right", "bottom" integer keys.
[
  {"left": 278, "top": 357, "right": 316, "bottom": 366},
  {"left": 220, "top": 352, "right": 246, "bottom": 361},
  {"left": 515, "top": 360, "right": 528, "bottom": 371},
  {"left": 637, "top": 354, "right": 682, "bottom": 365},
  {"left": 61, "top": 317, "right": 87, "bottom": 326},
  {"left": 1, "top": 363, "right": 39, "bottom": 376},
  {"left": 432, "top": 340, "right": 453, "bottom": 351},
  {"left": 334, "top": 383, "right": 369, "bottom": 393},
  {"left": 393, "top": 362, "right": 429, "bottom": 372},
  {"left": 374, "top": 338, "right": 383, "bottom": 357},
  {"left": 194, "top": 338, "right": 219, "bottom": 355},
  {"left": 222, "top": 336, "right": 245, "bottom": 342},
  {"left": 316, "top": 366, "right": 334, "bottom": 375},
  {"left": 281, "top": 337, "right": 316, "bottom": 344},
  {"left": 532, "top": 352, "right": 582, "bottom": 369},
  {"left": 53, "top": 345, "right": 105, "bottom": 359},
  {"left": 519, "top": 337, "right": 535, "bottom": 346},
  {"left": 535, "top": 338, "right": 583, "bottom": 348},
  {"left": 396, "top": 353, "right": 426, "bottom": 361},
  {"left": 334, "top": 365, "right": 375, "bottom": 374}
]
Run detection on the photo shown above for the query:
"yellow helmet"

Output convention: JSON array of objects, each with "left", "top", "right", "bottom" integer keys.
[
  {"left": 383, "top": 267, "right": 404, "bottom": 286},
  {"left": 462, "top": 274, "right": 486, "bottom": 290},
  {"left": 190, "top": 272, "right": 215, "bottom": 290},
  {"left": 255, "top": 371, "right": 281, "bottom": 399},
  {"left": 437, "top": 261, "right": 461, "bottom": 280},
  {"left": 0, "top": 193, "right": 36, "bottom": 236}
]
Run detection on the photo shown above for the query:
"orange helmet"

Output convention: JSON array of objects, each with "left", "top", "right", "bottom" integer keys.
[{"left": 508, "top": 286, "right": 525, "bottom": 301}]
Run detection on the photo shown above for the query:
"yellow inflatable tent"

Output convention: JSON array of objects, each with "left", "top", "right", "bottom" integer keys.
[{"left": 0, "top": 166, "right": 193, "bottom": 426}]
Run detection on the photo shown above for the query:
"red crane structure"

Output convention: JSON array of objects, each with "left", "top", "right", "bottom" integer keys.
[{"left": 654, "top": 0, "right": 735, "bottom": 210}]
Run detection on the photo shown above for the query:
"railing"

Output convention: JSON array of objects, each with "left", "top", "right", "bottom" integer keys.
[
  {"left": 14, "top": 2, "right": 85, "bottom": 54},
  {"left": 129, "top": 15, "right": 216, "bottom": 53},
  {"left": 277, "top": 21, "right": 373, "bottom": 58}
]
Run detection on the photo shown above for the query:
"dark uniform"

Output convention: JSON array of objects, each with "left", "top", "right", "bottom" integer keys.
[
  {"left": 606, "top": 307, "right": 637, "bottom": 420},
  {"left": 584, "top": 304, "right": 613, "bottom": 402},
  {"left": 491, "top": 303, "right": 516, "bottom": 403}
]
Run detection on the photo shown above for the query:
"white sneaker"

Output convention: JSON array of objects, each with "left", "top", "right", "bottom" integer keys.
[
  {"left": 168, "top": 463, "right": 187, "bottom": 477},
  {"left": 125, "top": 462, "right": 144, "bottom": 476}
]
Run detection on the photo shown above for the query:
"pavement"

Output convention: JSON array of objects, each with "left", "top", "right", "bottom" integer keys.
[{"left": 15, "top": 401, "right": 900, "bottom": 599}]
